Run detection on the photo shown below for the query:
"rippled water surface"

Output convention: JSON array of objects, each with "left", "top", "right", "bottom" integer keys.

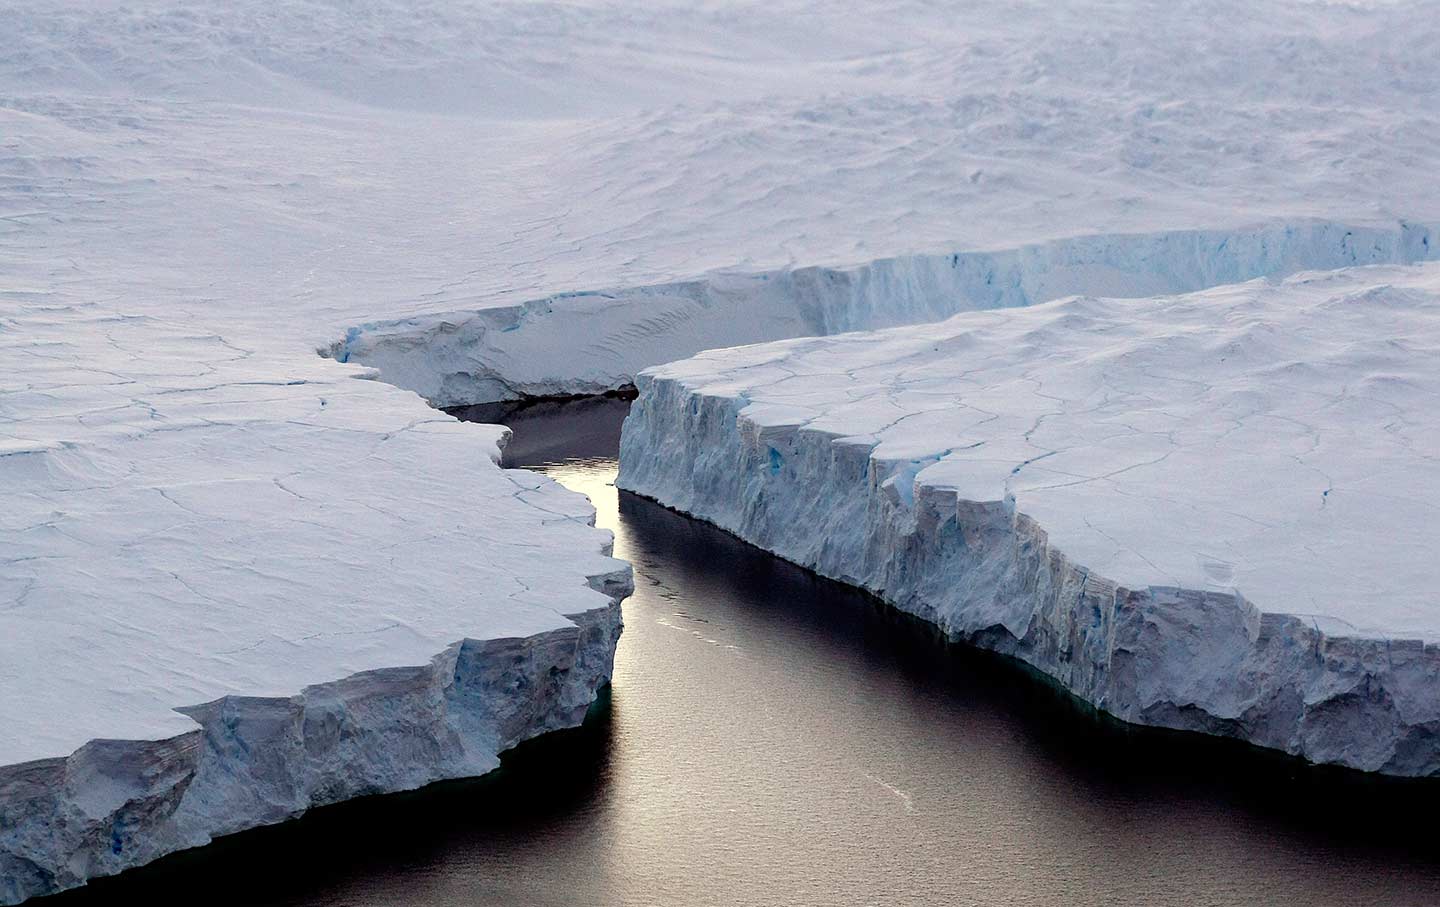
[{"left": 56, "top": 396, "right": 1440, "bottom": 906}]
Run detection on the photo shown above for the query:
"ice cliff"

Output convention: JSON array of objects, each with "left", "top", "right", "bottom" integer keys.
[
  {"left": 618, "top": 263, "right": 1440, "bottom": 775},
  {"left": 334, "top": 221, "right": 1439, "bottom": 407}
]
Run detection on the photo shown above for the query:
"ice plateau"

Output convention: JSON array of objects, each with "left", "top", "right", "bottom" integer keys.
[{"left": 618, "top": 263, "right": 1440, "bottom": 775}]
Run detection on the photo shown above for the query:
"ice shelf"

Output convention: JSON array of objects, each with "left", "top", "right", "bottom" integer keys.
[
  {"left": 6, "top": 0, "right": 1440, "bottom": 898},
  {"left": 619, "top": 264, "right": 1440, "bottom": 775},
  {"left": 0, "top": 297, "right": 630, "bottom": 903}
]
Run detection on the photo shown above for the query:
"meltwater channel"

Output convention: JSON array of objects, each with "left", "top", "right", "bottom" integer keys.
[{"left": 52, "top": 395, "right": 1440, "bottom": 907}]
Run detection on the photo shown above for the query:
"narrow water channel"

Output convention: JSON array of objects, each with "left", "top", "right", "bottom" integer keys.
[{"left": 56, "top": 396, "right": 1440, "bottom": 906}]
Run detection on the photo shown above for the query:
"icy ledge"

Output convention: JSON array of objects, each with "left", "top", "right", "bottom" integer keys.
[
  {"left": 331, "top": 220, "right": 1437, "bottom": 407},
  {"left": 0, "top": 300, "right": 630, "bottom": 904},
  {"left": 618, "top": 263, "right": 1440, "bottom": 775}
]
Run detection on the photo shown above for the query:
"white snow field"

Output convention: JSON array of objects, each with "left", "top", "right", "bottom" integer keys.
[
  {"left": 4, "top": 0, "right": 1440, "bottom": 899},
  {"left": 4, "top": 1, "right": 1440, "bottom": 407},
  {"left": 618, "top": 263, "right": 1440, "bottom": 775}
]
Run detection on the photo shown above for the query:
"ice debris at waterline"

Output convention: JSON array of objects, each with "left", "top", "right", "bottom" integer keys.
[
  {"left": 0, "top": 304, "right": 630, "bottom": 905},
  {"left": 618, "top": 263, "right": 1440, "bottom": 776}
]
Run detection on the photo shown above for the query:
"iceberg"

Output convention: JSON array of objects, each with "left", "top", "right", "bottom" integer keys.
[{"left": 618, "top": 263, "right": 1440, "bottom": 775}]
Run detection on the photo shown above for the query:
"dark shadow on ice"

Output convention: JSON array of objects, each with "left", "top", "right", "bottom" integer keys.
[{"left": 447, "top": 388, "right": 635, "bottom": 465}]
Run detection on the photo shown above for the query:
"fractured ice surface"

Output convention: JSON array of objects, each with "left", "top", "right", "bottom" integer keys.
[{"left": 619, "top": 264, "right": 1440, "bottom": 774}]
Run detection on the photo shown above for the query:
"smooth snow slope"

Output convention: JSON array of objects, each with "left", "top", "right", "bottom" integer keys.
[{"left": 619, "top": 263, "right": 1440, "bottom": 775}]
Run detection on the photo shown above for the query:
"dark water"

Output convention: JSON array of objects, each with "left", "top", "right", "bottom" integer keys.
[{"left": 56, "top": 396, "right": 1440, "bottom": 906}]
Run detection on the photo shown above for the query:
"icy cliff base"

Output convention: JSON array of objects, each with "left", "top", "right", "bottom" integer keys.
[
  {"left": 618, "top": 263, "right": 1440, "bottom": 775},
  {"left": 336, "top": 221, "right": 1439, "bottom": 407},
  {"left": 0, "top": 603, "right": 622, "bottom": 905}
]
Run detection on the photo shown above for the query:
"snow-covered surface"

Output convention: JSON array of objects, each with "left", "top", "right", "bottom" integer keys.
[
  {"left": 0, "top": 300, "right": 627, "bottom": 768},
  {"left": 3, "top": 1, "right": 1440, "bottom": 405},
  {"left": 618, "top": 263, "right": 1440, "bottom": 773}
]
